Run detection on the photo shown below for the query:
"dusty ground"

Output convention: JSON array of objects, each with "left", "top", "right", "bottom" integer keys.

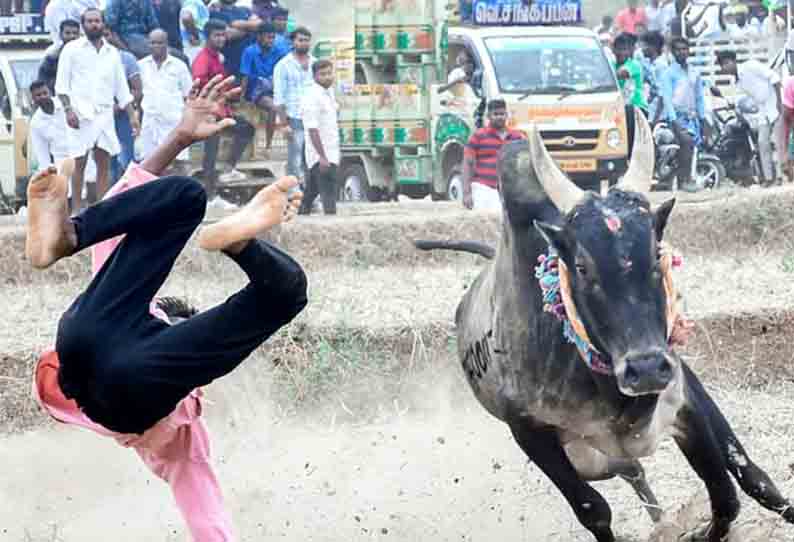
[{"left": 1, "top": 187, "right": 794, "bottom": 541}]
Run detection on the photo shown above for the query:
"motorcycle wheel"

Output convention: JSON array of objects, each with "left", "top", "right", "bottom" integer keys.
[{"left": 695, "top": 158, "right": 726, "bottom": 190}]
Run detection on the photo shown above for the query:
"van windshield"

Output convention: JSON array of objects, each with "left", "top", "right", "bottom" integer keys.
[{"left": 483, "top": 35, "right": 618, "bottom": 95}]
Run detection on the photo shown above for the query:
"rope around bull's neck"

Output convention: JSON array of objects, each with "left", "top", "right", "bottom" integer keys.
[{"left": 534, "top": 243, "right": 693, "bottom": 375}]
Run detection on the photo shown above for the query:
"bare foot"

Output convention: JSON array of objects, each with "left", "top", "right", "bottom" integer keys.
[
  {"left": 25, "top": 160, "right": 76, "bottom": 269},
  {"left": 198, "top": 176, "right": 303, "bottom": 252}
]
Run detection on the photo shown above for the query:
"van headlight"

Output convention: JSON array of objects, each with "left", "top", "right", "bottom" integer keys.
[{"left": 607, "top": 128, "right": 621, "bottom": 149}]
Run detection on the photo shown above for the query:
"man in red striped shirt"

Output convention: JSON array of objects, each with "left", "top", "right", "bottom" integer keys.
[{"left": 462, "top": 98, "right": 525, "bottom": 210}]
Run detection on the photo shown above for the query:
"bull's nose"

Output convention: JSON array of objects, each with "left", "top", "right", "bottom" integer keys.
[{"left": 619, "top": 351, "right": 673, "bottom": 396}]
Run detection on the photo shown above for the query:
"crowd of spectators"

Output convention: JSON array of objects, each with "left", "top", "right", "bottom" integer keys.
[{"left": 21, "top": 0, "right": 334, "bottom": 212}]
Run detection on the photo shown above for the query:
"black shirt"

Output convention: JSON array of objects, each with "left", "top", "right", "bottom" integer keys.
[{"left": 155, "top": 0, "right": 184, "bottom": 51}]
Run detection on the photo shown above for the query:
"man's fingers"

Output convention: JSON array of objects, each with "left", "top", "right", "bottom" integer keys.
[
  {"left": 223, "top": 86, "right": 243, "bottom": 102},
  {"left": 207, "top": 75, "right": 236, "bottom": 101},
  {"left": 189, "top": 78, "right": 203, "bottom": 99},
  {"left": 200, "top": 74, "right": 224, "bottom": 99},
  {"left": 216, "top": 118, "right": 237, "bottom": 130}
]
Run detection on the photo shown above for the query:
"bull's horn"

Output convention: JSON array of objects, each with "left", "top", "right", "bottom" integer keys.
[
  {"left": 527, "top": 124, "right": 585, "bottom": 214},
  {"left": 617, "top": 109, "right": 655, "bottom": 193}
]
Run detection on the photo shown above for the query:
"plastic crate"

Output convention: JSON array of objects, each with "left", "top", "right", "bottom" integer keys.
[
  {"left": 396, "top": 25, "right": 434, "bottom": 53},
  {"left": 355, "top": 26, "right": 375, "bottom": 55},
  {"left": 394, "top": 120, "right": 429, "bottom": 145}
]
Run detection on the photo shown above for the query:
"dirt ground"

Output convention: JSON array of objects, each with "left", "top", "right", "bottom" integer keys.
[{"left": 1, "top": 187, "right": 794, "bottom": 541}]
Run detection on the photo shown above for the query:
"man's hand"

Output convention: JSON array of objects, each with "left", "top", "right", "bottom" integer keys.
[
  {"left": 175, "top": 75, "right": 241, "bottom": 144},
  {"left": 319, "top": 157, "right": 331, "bottom": 171},
  {"left": 130, "top": 113, "right": 141, "bottom": 137},
  {"left": 463, "top": 191, "right": 473, "bottom": 210},
  {"left": 66, "top": 110, "right": 79, "bottom": 129},
  {"left": 616, "top": 67, "right": 630, "bottom": 80},
  {"left": 282, "top": 123, "right": 293, "bottom": 139}
]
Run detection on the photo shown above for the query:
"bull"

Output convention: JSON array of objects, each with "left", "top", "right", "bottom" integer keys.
[{"left": 415, "top": 112, "right": 794, "bottom": 541}]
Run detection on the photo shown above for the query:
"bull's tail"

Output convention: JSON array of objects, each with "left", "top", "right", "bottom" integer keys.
[{"left": 413, "top": 240, "right": 495, "bottom": 259}]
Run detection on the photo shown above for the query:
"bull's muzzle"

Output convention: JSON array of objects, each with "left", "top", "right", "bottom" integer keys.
[{"left": 616, "top": 349, "right": 674, "bottom": 396}]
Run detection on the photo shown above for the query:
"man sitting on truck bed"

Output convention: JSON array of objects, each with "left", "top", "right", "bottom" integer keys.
[
  {"left": 240, "top": 23, "right": 288, "bottom": 157},
  {"left": 462, "top": 99, "right": 524, "bottom": 212}
]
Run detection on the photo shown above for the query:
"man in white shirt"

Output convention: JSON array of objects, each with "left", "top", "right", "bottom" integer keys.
[
  {"left": 28, "top": 80, "right": 74, "bottom": 173},
  {"left": 645, "top": 0, "right": 664, "bottom": 32},
  {"left": 55, "top": 8, "right": 140, "bottom": 211},
  {"left": 717, "top": 50, "right": 783, "bottom": 183},
  {"left": 658, "top": 0, "right": 676, "bottom": 35},
  {"left": 44, "top": 0, "right": 100, "bottom": 46},
  {"left": 138, "top": 29, "right": 194, "bottom": 163},
  {"left": 298, "top": 59, "right": 339, "bottom": 216}
]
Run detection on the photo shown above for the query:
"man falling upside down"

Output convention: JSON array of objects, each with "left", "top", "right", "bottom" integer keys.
[{"left": 26, "top": 74, "right": 306, "bottom": 541}]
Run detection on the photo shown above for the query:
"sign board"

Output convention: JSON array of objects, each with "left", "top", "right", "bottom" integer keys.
[
  {"left": 0, "top": 13, "right": 46, "bottom": 35},
  {"left": 471, "top": 0, "right": 582, "bottom": 26}
]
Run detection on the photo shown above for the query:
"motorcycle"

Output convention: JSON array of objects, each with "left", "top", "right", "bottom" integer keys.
[
  {"left": 652, "top": 121, "right": 681, "bottom": 189},
  {"left": 697, "top": 95, "right": 764, "bottom": 188}
]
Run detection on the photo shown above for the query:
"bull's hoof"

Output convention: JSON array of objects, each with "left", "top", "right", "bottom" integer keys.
[
  {"left": 649, "top": 490, "right": 788, "bottom": 542},
  {"left": 678, "top": 521, "right": 719, "bottom": 542}
]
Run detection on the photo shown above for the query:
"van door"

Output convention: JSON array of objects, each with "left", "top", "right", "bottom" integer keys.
[{"left": 0, "top": 69, "right": 15, "bottom": 205}]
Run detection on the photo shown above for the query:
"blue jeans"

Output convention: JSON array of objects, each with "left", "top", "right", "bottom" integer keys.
[
  {"left": 112, "top": 111, "right": 135, "bottom": 186},
  {"left": 287, "top": 117, "right": 306, "bottom": 181}
]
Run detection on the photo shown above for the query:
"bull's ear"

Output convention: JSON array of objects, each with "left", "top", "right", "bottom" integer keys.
[
  {"left": 533, "top": 220, "right": 574, "bottom": 260},
  {"left": 653, "top": 198, "right": 676, "bottom": 241}
]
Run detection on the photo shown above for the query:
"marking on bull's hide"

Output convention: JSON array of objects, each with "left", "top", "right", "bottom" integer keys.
[{"left": 463, "top": 330, "right": 494, "bottom": 380}]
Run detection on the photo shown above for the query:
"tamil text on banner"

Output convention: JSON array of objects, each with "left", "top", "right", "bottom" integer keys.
[{"left": 471, "top": 0, "right": 582, "bottom": 26}]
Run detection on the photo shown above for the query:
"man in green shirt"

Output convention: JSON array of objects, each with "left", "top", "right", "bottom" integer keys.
[{"left": 612, "top": 32, "right": 648, "bottom": 113}]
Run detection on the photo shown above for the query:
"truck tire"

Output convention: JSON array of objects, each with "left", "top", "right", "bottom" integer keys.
[
  {"left": 445, "top": 166, "right": 464, "bottom": 203},
  {"left": 340, "top": 163, "right": 378, "bottom": 202}
]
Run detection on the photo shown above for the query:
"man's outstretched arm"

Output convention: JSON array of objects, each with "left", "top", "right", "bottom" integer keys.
[{"left": 140, "top": 75, "right": 241, "bottom": 177}]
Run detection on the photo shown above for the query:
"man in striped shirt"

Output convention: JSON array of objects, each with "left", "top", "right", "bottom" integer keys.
[{"left": 462, "top": 98, "right": 525, "bottom": 210}]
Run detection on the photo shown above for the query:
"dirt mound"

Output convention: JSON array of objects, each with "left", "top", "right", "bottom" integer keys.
[{"left": 1, "top": 187, "right": 793, "bottom": 286}]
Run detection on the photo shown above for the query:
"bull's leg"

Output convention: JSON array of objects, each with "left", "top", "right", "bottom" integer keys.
[
  {"left": 565, "top": 441, "right": 662, "bottom": 523},
  {"left": 673, "top": 390, "right": 741, "bottom": 541},
  {"left": 683, "top": 363, "right": 794, "bottom": 522},
  {"left": 509, "top": 422, "right": 615, "bottom": 542}
]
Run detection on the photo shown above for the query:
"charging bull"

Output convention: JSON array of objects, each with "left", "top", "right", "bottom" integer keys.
[{"left": 415, "top": 112, "right": 794, "bottom": 541}]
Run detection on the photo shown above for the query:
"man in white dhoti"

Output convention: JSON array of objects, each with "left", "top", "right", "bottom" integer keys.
[
  {"left": 55, "top": 8, "right": 140, "bottom": 212},
  {"left": 139, "top": 29, "right": 194, "bottom": 164}
]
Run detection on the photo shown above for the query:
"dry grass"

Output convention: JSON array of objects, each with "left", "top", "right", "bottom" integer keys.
[{"left": 2, "top": 187, "right": 794, "bottom": 438}]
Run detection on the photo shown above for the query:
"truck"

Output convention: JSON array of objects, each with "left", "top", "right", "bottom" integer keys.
[
  {"left": 343, "top": 0, "right": 631, "bottom": 201},
  {"left": 201, "top": 0, "right": 631, "bottom": 205},
  {"left": 0, "top": 11, "right": 48, "bottom": 213}
]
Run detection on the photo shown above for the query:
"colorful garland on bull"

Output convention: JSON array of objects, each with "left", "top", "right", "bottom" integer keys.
[{"left": 534, "top": 245, "right": 688, "bottom": 375}]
